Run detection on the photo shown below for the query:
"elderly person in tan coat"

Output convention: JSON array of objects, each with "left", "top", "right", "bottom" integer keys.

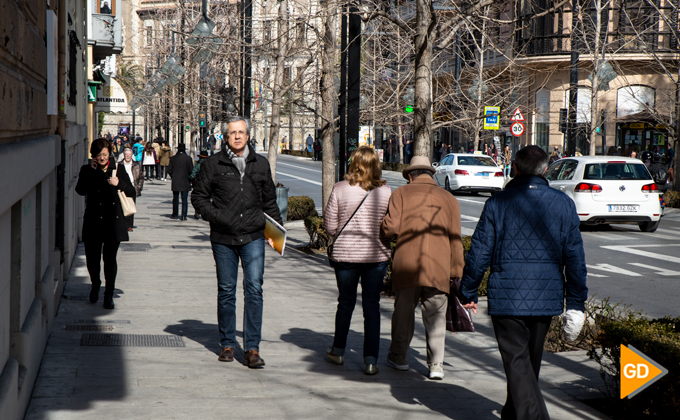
[{"left": 381, "top": 155, "right": 464, "bottom": 380}]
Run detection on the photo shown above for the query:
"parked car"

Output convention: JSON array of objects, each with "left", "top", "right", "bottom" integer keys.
[
  {"left": 544, "top": 156, "right": 663, "bottom": 232},
  {"left": 432, "top": 153, "right": 504, "bottom": 195}
]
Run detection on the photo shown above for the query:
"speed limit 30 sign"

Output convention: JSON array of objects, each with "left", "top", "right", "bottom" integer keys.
[{"left": 511, "top": 122, "right": 525, "bottom": 137}]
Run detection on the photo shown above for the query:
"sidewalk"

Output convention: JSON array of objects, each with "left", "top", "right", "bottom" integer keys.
[{"left": 25, "top": 181, "right": 609, "bottom": 420}]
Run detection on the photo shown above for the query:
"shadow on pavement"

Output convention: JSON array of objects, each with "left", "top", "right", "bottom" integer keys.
[{"left": 280, "top": 327, "right": 503, "bottom": 419}]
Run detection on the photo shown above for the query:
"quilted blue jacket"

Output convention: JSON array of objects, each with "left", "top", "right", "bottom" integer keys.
[{"left": 460, "top": 175, "right": 588, "bottom": 316}]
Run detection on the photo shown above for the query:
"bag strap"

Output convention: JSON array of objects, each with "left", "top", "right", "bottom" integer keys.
[{"left": 335, "top": 190, "right": 371, "bottom": 241}]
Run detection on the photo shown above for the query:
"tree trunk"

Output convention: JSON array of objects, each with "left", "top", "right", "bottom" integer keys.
[
  {"left": 320, "top": 0, "right": 337, "bottom": 209},
  {"left": 589, "top": 67, "right": 599, "bottom": 156},
  {"left": 267, "top": 0, "right": 289, "bottom": 182},
  {"left": 398, "top": 120, "right": 404, "bottom": 164},
  {"left": 412, "top": 0, "right": 433, "bottom": 158}
]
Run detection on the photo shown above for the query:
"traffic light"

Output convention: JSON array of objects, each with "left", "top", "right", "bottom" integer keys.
[
  {"left": 199, "top": 112, "right": 206, "bottom": 128},
  {"left": 559, "top": 108, "right": 567, "bottom": 133},
  {"left": 596, "top": 109, "right": 606, "bottom": 136},
  {"left": 186, "top": 125, "right": 190, "bottom": 131}
]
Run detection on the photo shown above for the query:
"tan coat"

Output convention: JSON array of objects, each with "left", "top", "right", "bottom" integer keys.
[
  {"left": 381, "top": 175, "right": 464, "bottom": 294},
  {"left": 159, "top": 145, "right": 172, "bottom": 166}
]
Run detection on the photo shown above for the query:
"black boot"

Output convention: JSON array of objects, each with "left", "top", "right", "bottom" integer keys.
[
  {"left": 103, "top": 294, "right": 114, "bottom": 310},
  {"left": 89, "top": 283, "right": 101, "bottom": 303}
]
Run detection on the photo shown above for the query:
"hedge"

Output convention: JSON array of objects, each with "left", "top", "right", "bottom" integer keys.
[
  {"left": 381, "top": 162, "right": 410, "bottom": 173},
  {"left": 664, "top": 191, "right": 680, "bottom": 208},
  {"left": 282, "top": 150, "right": 314, "bottom": 158},
  {"left": 287, "top": 196, "right": 318, "bottom": 221}
]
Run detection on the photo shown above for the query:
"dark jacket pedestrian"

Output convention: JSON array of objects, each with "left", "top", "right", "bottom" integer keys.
[
  {"left": 460, "top": 146, "right": 588, "bottom": 420},
  {"left": 168, "top": 143, "right": 193, "bottom": 219},
  {"left": 191, "top": 116, "right": 282, "bottom": 368},
  {"left": 76, "top": 138, "right": 135, "bottom": 310}
]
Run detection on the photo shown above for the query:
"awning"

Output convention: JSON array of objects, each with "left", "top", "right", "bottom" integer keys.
[
  {"left": 615, "top": 111, "right": 669, "bottom": 123},
  {"left": 94, "top": 78, "right": 128, "bottom": 113}
]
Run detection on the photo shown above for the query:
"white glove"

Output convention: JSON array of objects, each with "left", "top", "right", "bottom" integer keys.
[{"left": 563, "top": 309, "right": 585, "bottom": 341}]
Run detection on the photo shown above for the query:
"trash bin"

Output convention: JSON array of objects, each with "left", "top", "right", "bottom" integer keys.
[{"left": 276, "top": 185, "right": 289, "bottom": 221}]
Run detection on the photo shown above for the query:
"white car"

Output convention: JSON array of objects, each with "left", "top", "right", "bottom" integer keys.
[
  {"left": 432, "top": 153, "right": 505, "bottom": 194},
  {"left": 544, "top": 156, "right": 663, "bottom": 232}
]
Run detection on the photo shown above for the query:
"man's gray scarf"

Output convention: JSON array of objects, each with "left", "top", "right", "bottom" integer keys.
[{"left": 226, "top": 146, "right": 249, "bottom": 178}]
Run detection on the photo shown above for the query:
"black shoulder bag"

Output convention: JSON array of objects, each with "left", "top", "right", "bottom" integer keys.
[{"left": 327, "top": 190, "right": 371, "bottom": 267}]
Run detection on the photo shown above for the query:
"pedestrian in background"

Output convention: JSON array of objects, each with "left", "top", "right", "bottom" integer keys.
[
  {"left": 76, "top": 138, "right": 135, "bottom": 309},
  {"left": 168, "top": 143, "right": 193, "bottom": 220},
  {"left": 142, "top": 142, "right": 157, "bottom": 180},
  {"left": 191, "top": 116, "right": 282, "bottom": 368},
  {"left": 190, "top": 150, "right": 209, "bottom": 219},
  {"left": 460, "top": 146, "right": 588, "bottom": 420},
  {"left": 152, "top": 139, "right": 162, "bottom": 180},
  {"left": 503, "top": 145, "right": 512, "bottom": 178},
  {"left": 313, "top": 139, "right": 321, "bottom": 161},
  {"left": 133, "top": 138, "right": 144, "bottom": 163},
  {"left": 306, "top": 134, "right": 314, "bottom": 153},
  {"left": 323, "top": 146, "right": 392, "bottom": 376},
  {"left": 119, "top": 148, "right": 143, "bottom": 232},
  {"left": 549, "top": 146, "right": 561, "bottom": 165},
  {"left": 158, "top": 141, "right": 172, "bottom": 181},
  {"left": 381, "top": 156, "right": 464, "bottom": 380}
]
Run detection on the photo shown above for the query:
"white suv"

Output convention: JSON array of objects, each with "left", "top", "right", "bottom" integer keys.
[{"left": 544, "top": 156, "right": 663, "bottom": 232}]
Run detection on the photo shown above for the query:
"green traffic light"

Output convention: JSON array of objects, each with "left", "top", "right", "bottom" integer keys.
[{"left": 405, "top": 105, "right": 414, "bottom": 113}]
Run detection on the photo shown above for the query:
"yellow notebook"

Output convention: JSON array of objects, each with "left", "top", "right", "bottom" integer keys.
[{"left": 264, "top": 213, "right": 287, "bottom": 256}]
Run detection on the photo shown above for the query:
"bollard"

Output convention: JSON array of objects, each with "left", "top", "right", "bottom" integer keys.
[{"left": 276, "top": 185, "right": 289, "bottom": 221}]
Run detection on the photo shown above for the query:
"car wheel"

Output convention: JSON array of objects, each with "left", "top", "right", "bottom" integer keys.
[
  {"left": 444, "top": 177, "right": 451, "bottom": 192},
  {"left": 639, "top": 220, "right": 660, "bottom": 232}
]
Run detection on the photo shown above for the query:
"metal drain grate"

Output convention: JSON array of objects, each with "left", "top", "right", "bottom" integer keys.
[
  {"left": 172, "top": 245, "right": 211, "bottom": 250},
  {"left": 66, "top": 325, "right": 114, "bottom": 331},
  {"left": 80, "top": 334, "right": 185, "bottom": 347},
  {"left": 120, "top": 243, "right": 151, "bottom": 252},
  {"left": 76, "top": 320, "right": 131, "bottom": 324}
]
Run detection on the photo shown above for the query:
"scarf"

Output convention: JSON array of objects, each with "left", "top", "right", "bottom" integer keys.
[{"left": 226, "top": 146, "right": 249, "bottom": 178}]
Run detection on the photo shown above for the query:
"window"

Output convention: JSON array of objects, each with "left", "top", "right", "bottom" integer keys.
[
  {"left": 457, "top": 156, "right": 497, "bottom": 167},
  {"left": 536, "top": 89, "right": 551, "bottom": 152},
  {"left": 145, "top": 21, "right": 153, "bottom": 47},
  {"left": 564, "top": 87, "right": 592, "bottom": 123},
  {"left": 584, "top": 163, "right": 652, "bottom": 180},
  {"left": 544, "top": 161, "right": 564, "bottom": 181},
  {"left": 263, "top": 20, "right": 272, "bottom": 44},
  {"left": 557, "top": 160, "right": 579, "bottom": 180},
  {"left": 617, "top": 85, "right": 655, "bottom": 118}
]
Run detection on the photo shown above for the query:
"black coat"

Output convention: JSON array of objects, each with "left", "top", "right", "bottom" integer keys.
[
  {"left": 75, "top": 162, "right": 136, "bottom": 243},
  {"left": 168, "top": 151, "right": 194, "bottom": 192},
  {"left": 191, "top": 145, "right": 282, "bottom": 246}
]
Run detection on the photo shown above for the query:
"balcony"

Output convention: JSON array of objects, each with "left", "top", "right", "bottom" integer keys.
[{"left": 89, "top": 13, "right": 123, "bottom": 56}]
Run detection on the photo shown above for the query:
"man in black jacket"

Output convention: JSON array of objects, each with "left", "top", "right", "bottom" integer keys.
[
  {"left": 168, "top": 143, "right": 193, "bottom": 220},
  {"left": 192, "top": 116, "right": 282, "bottom": 368}
]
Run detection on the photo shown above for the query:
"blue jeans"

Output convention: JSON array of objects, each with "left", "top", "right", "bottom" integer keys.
[
  {"left": 173, "top": 191, "right": 189, "bottom": 218},
  {"left": 212, "top": 238, "right": 265, "bottom": 351},
  {"left": 331, "top": 261, "right": 389, "bottom": 365}
]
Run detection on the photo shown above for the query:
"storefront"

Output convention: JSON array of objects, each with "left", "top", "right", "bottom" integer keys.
[{"left": 615, "top": 112, "right": 670, "bottom": 156}]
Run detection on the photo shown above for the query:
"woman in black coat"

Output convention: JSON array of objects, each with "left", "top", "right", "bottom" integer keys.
[{"left": 76, "top": 138, "right": 136, "bottom": 309}]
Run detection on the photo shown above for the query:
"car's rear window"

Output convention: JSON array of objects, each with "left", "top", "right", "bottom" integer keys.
[
  {"left": 456, "top": 156, "right": 497, "bottom": 167},
  {"left": 583, "top": 163, "right": 652, "bottom": 180}
]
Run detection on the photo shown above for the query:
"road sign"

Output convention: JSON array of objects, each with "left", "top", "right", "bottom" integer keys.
[
  {"left": 483, "top": 106, "right": 500, "bottom": 130},
  {"left": 620, "top": 344, "right": 668, "bottom": 399},
  {"left": 510, "top": 107, "right": 525, "bottom": 122},
  {"left": 215, "top": 134, "right": 223, "bottom": 140},
  {"left": 510, "top": 122, "right": 525, "bottom": 137}
]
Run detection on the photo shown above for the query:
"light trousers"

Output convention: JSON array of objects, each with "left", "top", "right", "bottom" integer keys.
[{"left": 390, "top": 286, "right": 447, "bottom": 365}]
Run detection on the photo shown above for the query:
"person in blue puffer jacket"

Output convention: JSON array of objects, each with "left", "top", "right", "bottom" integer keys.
[{"left": 460, "top": 145, "right": 588, "bottom": 420}]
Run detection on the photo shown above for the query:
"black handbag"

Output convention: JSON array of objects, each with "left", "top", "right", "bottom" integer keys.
[
  {"left": 446, "top": 278, "right": 475, "bottom": 332},
  {"left": 327, "top": 190, "right": 370, "bottom": 267}
]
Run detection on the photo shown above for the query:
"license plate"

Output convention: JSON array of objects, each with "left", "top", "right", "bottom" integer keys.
[
  {"left": 476, "top": 173, "right": 489, "bottom": 179},
  {"left": 608, "top": 205, "right": 638, "bottom": 212}
]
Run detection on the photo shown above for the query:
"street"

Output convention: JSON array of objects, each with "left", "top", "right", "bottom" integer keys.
[{"left": 272, "top": 153, "right": 680, "bottom": 319}]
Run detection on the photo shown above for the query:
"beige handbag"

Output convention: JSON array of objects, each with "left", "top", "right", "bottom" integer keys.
[{"left": 112, "top": 169, "right": 137, "bottom": 217}]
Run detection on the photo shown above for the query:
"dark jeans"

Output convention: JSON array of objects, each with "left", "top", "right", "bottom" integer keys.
[
  {"left": 331, "top": 261, "right": 389, "bottom": 365},
  {"left": 155, "top": 163, "right": 160, "bottom": 179},
  {"left": 84, "top": 240, "right": 120, "bottom": 296},
  {"left": 159, "top": 165, "right": 168, "bottom": 179},
  {"left": 211, "top": 238, "right": 266, "bottom": 351},
  {"left": 144, "top": 165, "right": 155, "bottom": 179},
  {"left": 492, "top": 316, "right": 552, "bottom": 420},
  {"left": 124, "top": 195, "right": 136, "bottom": 228},
  {"left": 172, "top": 191, "right": 189, "bottom": 218}
]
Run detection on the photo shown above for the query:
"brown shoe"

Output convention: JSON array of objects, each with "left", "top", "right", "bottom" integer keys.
[
  {"left": 244, "top": 350, "right": 265, "bottom": 368},
  {"left": 218, "top": 347, "right": 234, "bottom": 362}
]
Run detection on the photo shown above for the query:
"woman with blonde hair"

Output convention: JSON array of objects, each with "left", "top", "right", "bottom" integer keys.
[{"left": 323, "top": 146, "right": 392, "bottom": 375}]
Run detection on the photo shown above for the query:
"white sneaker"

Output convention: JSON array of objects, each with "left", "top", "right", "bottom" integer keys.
[{"left": 428, "top": 363, "right": 444, "bottom": 380}]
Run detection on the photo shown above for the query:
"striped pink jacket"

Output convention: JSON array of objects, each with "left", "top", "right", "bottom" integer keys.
[{"left": 324, "top": 181, "right": 392, "bottom": 263}]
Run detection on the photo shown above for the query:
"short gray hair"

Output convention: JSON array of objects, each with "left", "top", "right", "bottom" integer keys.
[
  {"left": 514, "top": 145, "right": 549, "bottom": 176},
  {"left": 225, "top": 116, "right": 251, "bottom": 136}
]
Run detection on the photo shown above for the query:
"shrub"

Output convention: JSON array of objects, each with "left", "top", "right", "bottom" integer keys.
[
  {"left": 587, "top": 312, "right": 680, "bottom": 418},
  {"left": 663, "top": 190, "right": 680, "bottom": 208},
  {"left": 304, "top": 216, "right": 331, "bottom": 250},
  {"left": 381, "top": 162, "right": 410, "bottom": 173},
  {"left": 287, "top": 196, "right": 318, "bottom": 221}
]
